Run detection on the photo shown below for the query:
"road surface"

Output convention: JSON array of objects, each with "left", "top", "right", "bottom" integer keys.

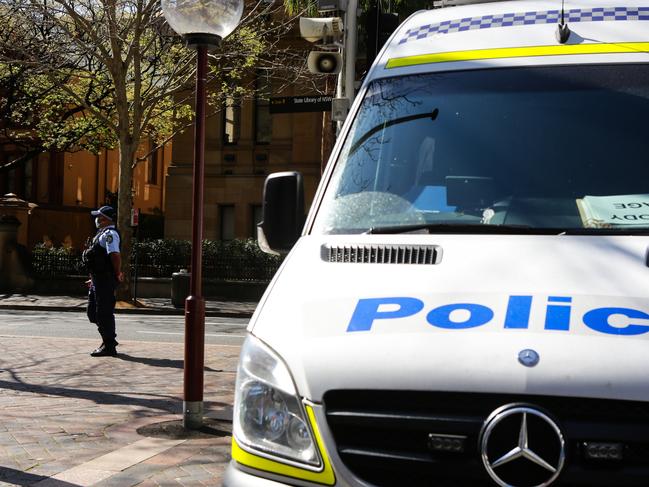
[{"left": 0, "top": 310, "right": 248, "bottom": 347}]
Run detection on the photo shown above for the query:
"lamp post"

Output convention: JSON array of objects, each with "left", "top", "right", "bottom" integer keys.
[{"left": 161, "top": 0, "right": 243, "bottom": 430}]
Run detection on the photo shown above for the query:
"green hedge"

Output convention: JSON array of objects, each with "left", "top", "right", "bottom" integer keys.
[
  {"left": 32, "top": 238, "right": 283, "bottom": 281},
  {"left": 133, "top": 238, "right": 283, "bottom": 281}
]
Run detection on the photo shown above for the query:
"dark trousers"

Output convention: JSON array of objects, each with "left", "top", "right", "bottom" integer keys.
[{"left": 87, "top": 273, "right": 117, "bottom": 348}]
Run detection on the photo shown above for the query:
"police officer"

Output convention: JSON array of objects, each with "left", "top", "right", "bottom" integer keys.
[{"left": 84, "top": 205, "right": 124, "bottom": 357}]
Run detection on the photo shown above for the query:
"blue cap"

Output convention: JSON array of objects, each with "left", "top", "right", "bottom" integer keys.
[{"left": 91, "top": 205, "right": 116, "bottom": 221}]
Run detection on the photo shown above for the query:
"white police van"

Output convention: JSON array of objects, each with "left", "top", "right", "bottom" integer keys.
[{"left": 224, "top": 1, "right": 649, "bottom": 485}]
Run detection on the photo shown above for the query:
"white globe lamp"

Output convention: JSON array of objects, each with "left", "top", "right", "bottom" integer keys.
[{"left": 161, "top": 0, "right": 243, "bottom": 48}]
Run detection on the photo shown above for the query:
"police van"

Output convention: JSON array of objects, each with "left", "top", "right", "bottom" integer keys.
[{"left": 225, "top": 0, "right": 649, "bottom": 485}]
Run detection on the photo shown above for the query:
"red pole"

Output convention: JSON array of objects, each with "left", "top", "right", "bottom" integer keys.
[{"left": 184, "top": 44, "right": 207, "bottom": 429}]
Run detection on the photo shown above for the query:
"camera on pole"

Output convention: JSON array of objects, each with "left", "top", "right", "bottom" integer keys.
[
  {"left": 299, "top": 17, "right": 343, "bottom": 75},
  {"left": 316, "top": 0, "right": 346, "bottom": 13}
]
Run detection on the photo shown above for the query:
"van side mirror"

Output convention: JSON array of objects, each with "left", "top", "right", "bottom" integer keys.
[{"left": 257, "top": 171, "right": 305, "bottom": 255}]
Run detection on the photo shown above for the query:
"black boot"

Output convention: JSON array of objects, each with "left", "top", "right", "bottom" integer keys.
[{"left": 90, "top": 343, "right": 117, "bottom": 357}]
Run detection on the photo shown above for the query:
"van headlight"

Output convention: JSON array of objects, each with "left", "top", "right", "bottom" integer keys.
[{"left": 233, "top": 335, "right": 320, "bottom": 467}]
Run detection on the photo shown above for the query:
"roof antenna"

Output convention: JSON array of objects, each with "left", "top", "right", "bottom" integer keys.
[{"left": 555, "top": 0, "right": 571, "bottom": 43}]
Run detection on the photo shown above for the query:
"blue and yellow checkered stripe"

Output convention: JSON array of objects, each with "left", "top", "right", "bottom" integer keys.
[{"left": 399, "top": 6, "right": 649, "bottom": 44}]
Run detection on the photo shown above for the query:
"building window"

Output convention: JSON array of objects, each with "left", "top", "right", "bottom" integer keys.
[
  {"left": 1, "top": 152, "right": 17, "bottom": 195},
  {"left": 23, "top": 159, "right": 33, "bottom": 200},
  {"left": 1, "top": 154, "right": 34, "bottom": 200},
  {"left": 251, "top": 204, "right": 263, "bottom": 237},
  {"left": 48, "top": 152, "right": 64, "bottom": 205},
  {"left": 148, "top": 150, "right": 159, "bottom": 185},
  {"left": 6, "top": 169, "right": 16, "bottom": 195},
  {"left": 220, "top": 204, "right": 235, "bottom": 241},
  {"left": 255, "top": 71, "right": 272, "bottom": 144},
  {"left": 223, "top": 95, "right": 241, "bottom": 145}
]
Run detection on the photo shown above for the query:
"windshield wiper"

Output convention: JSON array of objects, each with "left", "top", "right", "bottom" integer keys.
[
  {"left": 366, "top": 224, "right": 649, "bottom": 235},
  {"left": 365, "top": 223, "right": 538, "bottom": 235},
  {"left": 348, "top": 108, "right": 439, "bottom": 156}
]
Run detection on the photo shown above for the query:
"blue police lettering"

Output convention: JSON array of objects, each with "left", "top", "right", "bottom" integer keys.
[
  {"left": 545, "top": 296, "right": 572, "bottom": 331},
  {"left": 583, "top": 307, "right": 649, "bottom": 336},
  {"left": 427, "top": 303, "right": 493, "bottom": 329},
  {"left": 504, "top": 296, "right": 532, "bottom": 328},
  {"left": 347, "top": 297, "right": 423, "bottom": 332},
  {"left": 347, "top": 296, "right": 649, "bottom": 336}
]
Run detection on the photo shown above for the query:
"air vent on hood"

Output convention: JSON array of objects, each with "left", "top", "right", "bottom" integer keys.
[{"left": 322, "top": 244, "right": 441, "bottom": 264}]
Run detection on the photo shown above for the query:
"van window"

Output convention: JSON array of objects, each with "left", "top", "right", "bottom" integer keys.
[{"left": 312, "top": 64, "right": 649, "bottom": 234}]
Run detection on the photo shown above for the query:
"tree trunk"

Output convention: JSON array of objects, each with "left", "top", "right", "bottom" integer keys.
[{"left": 116, "top": 137, "right": 136, "bottom": 301}]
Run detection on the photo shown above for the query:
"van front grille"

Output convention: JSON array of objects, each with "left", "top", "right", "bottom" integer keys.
[
  {"left": 323, "top": 390, "right": 649, "bottom": 487},
  {"left": 322, "top": 244, "right": 441, "bottom": 264}
]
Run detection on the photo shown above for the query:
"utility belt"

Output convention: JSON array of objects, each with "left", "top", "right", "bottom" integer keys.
[{"left": 90, "top": 270, "right": 116, "bottom": 279}]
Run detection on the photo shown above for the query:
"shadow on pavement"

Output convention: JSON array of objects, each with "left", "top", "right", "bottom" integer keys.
[
  {"left": 0, "top": 379, "right": 179, "bottom": 413},
  {"left": 116, "top": 353, "right": 224, "bottom": 372},
  {"left": 0, "top": 466, "right": 80, "bottom": 486},
  {"left": 137, "top": 417, "right": 232, "bottom": 439}
]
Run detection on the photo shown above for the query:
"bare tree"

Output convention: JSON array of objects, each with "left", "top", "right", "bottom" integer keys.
[{"left": 0, "top": 0, "right": 315, "bottom": 299}]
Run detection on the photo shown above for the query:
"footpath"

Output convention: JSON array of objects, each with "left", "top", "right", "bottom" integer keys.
[{"left": 0, "top": 294, "right": 258, "bottom": 487}]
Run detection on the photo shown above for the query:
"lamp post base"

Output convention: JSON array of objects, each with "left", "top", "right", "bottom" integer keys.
[{"left": 183, "top": 401, "right": 204, "bottom": 429}]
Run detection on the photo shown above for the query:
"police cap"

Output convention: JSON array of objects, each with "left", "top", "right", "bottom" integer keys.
[{"left": 91, "top": 205, "right": 116, "bottom": 221}]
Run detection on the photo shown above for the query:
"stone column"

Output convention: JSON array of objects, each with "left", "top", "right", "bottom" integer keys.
[
  {"left": 0, "top": 193, "right": 36, "bottom": 246},
  {"left": 0, "top": 194, "right": 36, "bottom": 292}
]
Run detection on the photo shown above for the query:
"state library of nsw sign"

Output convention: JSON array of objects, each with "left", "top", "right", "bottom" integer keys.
[{"left": 270, "top": 95, "right": 332, "bottom": 114}]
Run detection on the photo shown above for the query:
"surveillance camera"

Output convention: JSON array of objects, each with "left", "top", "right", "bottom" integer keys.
[
  {"left": 317, "top": 0, "right": 346, "bottom": 12},
  {"left": 299, "top": 17, "right": 343, "bottom": 43},
  {"left": 307, "top": 51, "right": 342, "bottom": 74},
  {"left": 332, "top": 97, "right": 349, "bottom": 121}
]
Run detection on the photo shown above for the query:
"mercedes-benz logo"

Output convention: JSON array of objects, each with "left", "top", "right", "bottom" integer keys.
[
  {"left": 518, "top": 349, "right": 540, "bottom": 367},
  {"left": 480, "top": 405, "right": 565, "bottom": 487}
]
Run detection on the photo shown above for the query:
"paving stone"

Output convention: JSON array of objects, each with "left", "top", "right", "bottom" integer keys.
[
  {"left": 17, "top": 460, "right": 40, "bottom": 472},
  {"left": 152, "top": 479, "right": 184, "bottom": 487},
  {"left": 200, "top": 463, "right": 226, "bottom": 476},
  {"left": 26, "top": 463, "right": 68, "bottom": 478},
  {"left": 5, "top": 445, "right": 28, "bottom": 456},
  {"left": 200, "top": 478, "right": 225, "bottom": 487},
  {"left": 133, "top": 479, "right": 159, "bottom": 487},
  {"left": 179, "top": 464, "right": 213, "bottom": 479},
  {"left": 0, "top": 432, "right": 15, "bottom": 443},
  {"left": 0, "top": 329, "right": 240, "bottom": 486},
  {"left": 145, "top": 446, "right": 196, "bottom": 467},
  {"left": 93, "top": 462, "right": 169, "bottom": 487},
  {"left": 159, "top": 466, "right": 191, "bottom": 480},
  {"left": 0, "top": 463, "right": 22, "bottom": 473}
]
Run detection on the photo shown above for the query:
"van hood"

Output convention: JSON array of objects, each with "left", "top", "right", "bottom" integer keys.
[{"left": 250, "top": 234, "right": 649, "bottom": 403}]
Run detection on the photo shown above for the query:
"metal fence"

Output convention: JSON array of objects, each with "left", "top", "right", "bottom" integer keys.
[
  {"left": 133, "top": 255, "right": 281, "bottom": 281},
  {"left": 31, "top": 249, "right": 281, "bottom": 282},
  {"left": 31, "top": 250, "right": 86, "bottom": 278}
]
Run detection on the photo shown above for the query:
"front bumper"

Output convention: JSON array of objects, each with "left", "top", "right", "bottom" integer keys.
[
  {"left": 223, "top": 462, "right": 296, "bottom": 486},
  {"left": 224, "top": 461, "right": 332, "bottom": 487}
]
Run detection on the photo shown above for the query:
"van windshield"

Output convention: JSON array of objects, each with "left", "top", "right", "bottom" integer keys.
[{"left": 312, "top": 64, "right": 649, "bottom": 235}]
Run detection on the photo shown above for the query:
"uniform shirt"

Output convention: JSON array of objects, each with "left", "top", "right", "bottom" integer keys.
[{"left": 96, "top": 225, "right": 121, "bottom": 254}]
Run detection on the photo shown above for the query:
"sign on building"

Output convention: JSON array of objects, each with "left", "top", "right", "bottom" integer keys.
[
  {"left": 130, "top": 208, "right": 139, "bottom": 227},
  {"left": 270, "top": 95, "right": 333, "bottom": 114}
]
